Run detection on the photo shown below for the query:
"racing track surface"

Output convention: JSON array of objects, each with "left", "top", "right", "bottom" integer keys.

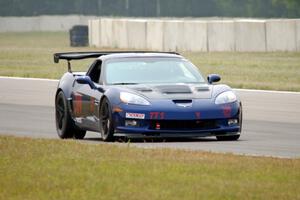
[{"left": 0, "top": 77, "right": 300, "bottom": 158}]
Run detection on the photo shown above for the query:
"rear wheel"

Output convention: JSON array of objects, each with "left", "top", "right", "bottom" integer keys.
[
  {"left": 73, "top": 130, "right": 86, "bottom": 139},
  {"left": 55, "top": 91, "right": 86, "bottom": 139},
  {"left": 99, "top": 98, "right": 115, "bottom": 142},
  {"left": 216, "top": 134, "right": 240, "bottom": 141}
]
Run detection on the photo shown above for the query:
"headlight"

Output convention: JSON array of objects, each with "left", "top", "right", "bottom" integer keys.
[
  {"left": 215, "top": 91, "right": 237, "bottom": 105},
  {"left": 120, "top": 92, "right": 150, "bottom": 106}
]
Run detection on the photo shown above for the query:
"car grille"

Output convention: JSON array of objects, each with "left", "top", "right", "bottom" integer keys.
[{"left": 149, "top": 120, "right": 218, "bottom": 130}]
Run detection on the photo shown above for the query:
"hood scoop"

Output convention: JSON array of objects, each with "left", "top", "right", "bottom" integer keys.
[
  {"left": 132, "top": 87, "right": 153, "bottom": 92},
  {"left": 195, "top": 85, "right": 209, "bottom": 91},
  {"left": 173, "top": 99, "right": 193, "bottom": 107},
  {"left": 156, "top": 85, "right": 192, "bottom": 94}
]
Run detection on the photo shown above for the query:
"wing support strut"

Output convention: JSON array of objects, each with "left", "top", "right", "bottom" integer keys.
[{"left": 67, "top": 60, "right": 72, "bottom": 73}]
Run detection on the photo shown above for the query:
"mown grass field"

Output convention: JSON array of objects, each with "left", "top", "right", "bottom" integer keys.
[
  {"left": 0, "top": 135, "right": 299, "bottom": 200},
  {"left": 0, "top": 32, "right": 300, "bottom": 91}
]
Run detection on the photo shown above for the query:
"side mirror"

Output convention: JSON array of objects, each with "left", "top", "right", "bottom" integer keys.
[
  {"left": 207, "top": 74, "right": 221, "bottom": 84},
  {"left": 76, "top": 76, "right": 97, "bottom": 89},
  {"left": 97, "top": 87, "right": 105, "bottom": 93},
  {"left": 76, "top": 76, "right": 105, "bottom": 93}
]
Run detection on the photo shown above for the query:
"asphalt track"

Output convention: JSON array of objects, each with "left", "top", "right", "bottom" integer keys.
[{"left": 0, "top": 76, "right": 300, "bottom": 158}]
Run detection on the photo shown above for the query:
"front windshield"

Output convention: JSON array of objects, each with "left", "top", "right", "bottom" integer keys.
[{"left": 105, "top": 57, "right": 205, "bottom": 85}]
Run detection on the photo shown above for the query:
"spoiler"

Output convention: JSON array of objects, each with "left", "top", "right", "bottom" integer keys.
[{"left": 54, "top": 51, "right": 179, "bottom": 72}]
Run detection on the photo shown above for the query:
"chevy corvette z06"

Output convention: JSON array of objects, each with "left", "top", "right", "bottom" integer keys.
[{"left": 54, "top": 51, "right": 242, "bottom": 141}]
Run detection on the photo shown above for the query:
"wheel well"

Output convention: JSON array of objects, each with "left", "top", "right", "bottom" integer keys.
[
  {"left": 55, "top": 88, "right": 70, "bottom": 101},
  {"left": 55, "top": 88, "right": 63, "bottom": 99},
  {"left": 56, "top": 88, "right": 76, "bottom": 123},
  {"left": 99, "top": 95, "right": 107, "bottom": 108},
  {"left": 99, "top": 95, "right": 114, "bottom": 115}
]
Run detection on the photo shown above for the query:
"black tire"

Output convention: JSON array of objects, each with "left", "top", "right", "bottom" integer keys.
[
  {"left": 239, "top": 103, "right": 243, "bottom": 132},
  {"left": 55, "top": 91, "right": 86, "bottom": 139},
  {"left": 99, "top": 98, "right": 115, "bottom": 142},
  {"left": 216, "top": 134, "right": 240, "bottom": 141},
  {"left": 73, "top": 130, "right": 86, "bottom": 140}
]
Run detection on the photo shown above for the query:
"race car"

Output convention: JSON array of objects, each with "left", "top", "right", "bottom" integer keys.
[{"left": 54, "top": 51, "right": 242, "bottom": 141}]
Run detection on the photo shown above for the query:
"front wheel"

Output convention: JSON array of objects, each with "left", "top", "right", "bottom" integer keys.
[
  {"left": 216, "top": 134, "right": 240, "bottom": 141},
  {"left": 55, "top": 91, "right": 86, "bottom": 139},
  {"left": 99, "top": 98, "right": 115, "bottom": 142}
]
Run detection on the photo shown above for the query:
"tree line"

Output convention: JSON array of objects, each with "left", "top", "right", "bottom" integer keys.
[{"left": 0, "top": 0, "right": 299, "bottom": 18}]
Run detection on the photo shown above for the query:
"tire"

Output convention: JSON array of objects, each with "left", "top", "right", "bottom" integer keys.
[
  {"left": 73, "top": 130, "right": 86, "bottom": 140},
  {"left": 239, "top": 103, "right": 243, "bottom": 132},
  {"left": 216, "top": 134, "right": 240, "bottom": 141},
  {"left": 99, "top": 98, "right": 115, "bottom": 142},
  {"left": 55, "top": 91, "right": 86, "bottom": 139}
]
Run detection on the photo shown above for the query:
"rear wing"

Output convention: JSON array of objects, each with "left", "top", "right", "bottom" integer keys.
[{"left": 53, "top": 51, "right": 179, "bottom": 72}]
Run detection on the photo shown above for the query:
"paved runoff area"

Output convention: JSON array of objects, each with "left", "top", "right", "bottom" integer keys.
[{"left": 1, "top": 76, "right": 300, "bottom": 158}]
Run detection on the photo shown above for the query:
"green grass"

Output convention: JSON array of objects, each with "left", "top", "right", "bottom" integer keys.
[
  {"left": 0, "top": 32, "right": 95, "bottom": 79},
  {"left": 0, "top": 32, "right": 300, "bottom": 91},
  {"left": 0, "top": 135, "right": 300, "bottom": 200},
  {"left": 184, "top": 52, "right": 300, "bottom": 91}
]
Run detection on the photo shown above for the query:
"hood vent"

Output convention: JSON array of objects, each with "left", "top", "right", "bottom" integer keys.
[
  {"left": 172, "top": 99, "right": 192, "bottom": 104},
  {"left": 195, "top": 86, "right": 209, "bottom": 91},
  {"left": 133, "top": 87, "right": 153, "bottom": 92},
  {"left": 156, "top": 85, "right": 192, "bottom": 94},
  {"left": 173, "top": 99, "right": 193, "bottom": 107}
]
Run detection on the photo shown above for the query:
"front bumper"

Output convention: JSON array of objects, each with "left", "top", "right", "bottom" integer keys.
[
  {"left": 114, "top": 126, "right": 240, "bottom": 138},
  {"left": 112, "top": 101, "right": 242, "bottom": 138}
]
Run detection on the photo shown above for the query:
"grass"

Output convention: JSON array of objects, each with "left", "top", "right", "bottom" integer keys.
[
  {"left": 185, "top": 52, "right": 300, "bottom": 91},
  {"left": 0, "top": 135, "right": 300, "bottom": 200},
  {"left": 0, "top": 32, "right": 94, "bottom": 79},
  {"left": 0, "top": 32, "right": 300, "bottom": 91}
]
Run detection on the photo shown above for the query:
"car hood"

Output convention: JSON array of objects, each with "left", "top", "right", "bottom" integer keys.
[{"left": 120, "top": 83, "right": 214, "bottom": 100}]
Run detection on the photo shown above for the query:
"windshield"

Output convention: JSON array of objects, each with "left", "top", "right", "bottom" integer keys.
[{"left": 105, "top": 57, "right": 205, "bottom": 85}]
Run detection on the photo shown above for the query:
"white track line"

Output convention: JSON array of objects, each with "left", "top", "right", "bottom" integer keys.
[
  {"left": 0, "top": 76, "right": 59, "bottom": 82},
  {"left": 234, "top": 88, "right": 300, "bottom": 95},
  {"left": 1, "top": 76, "right": 300, "bottom": 94}
]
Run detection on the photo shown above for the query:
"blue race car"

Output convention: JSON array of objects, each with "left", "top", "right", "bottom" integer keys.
[{"left": 54, "top": 51, "right": 242, "bottom": 141}]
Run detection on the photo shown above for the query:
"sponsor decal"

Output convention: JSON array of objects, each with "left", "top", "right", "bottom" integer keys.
[{"left": 126, "top": 112, "right": 145, "bottom": 119}]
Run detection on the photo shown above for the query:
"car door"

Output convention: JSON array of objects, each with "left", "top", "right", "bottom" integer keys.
[
  {"left": 72, "top": 80, "right": 91, "bottom": 125},
  {"left": 73, "top": 60, "right": 104, "bottom": 131}
]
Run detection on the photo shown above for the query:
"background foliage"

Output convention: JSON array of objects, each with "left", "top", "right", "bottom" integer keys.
[{"left": 0, "top": 0, "right": 299, "bottom": 18}]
